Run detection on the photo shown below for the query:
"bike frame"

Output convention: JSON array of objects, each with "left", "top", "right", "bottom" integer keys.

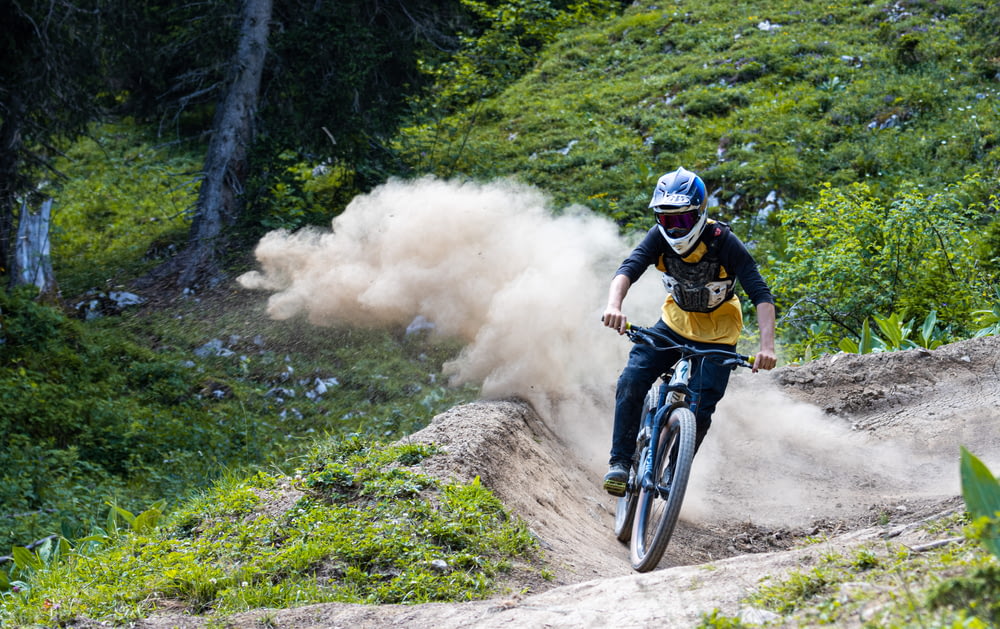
[{"left": 614, "top": 323, "right": 753, "bottom": 571}]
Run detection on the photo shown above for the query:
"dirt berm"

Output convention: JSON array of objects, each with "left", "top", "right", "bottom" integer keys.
[{"left": 146, "top": 335, "right": 1000, "bottom": 628}]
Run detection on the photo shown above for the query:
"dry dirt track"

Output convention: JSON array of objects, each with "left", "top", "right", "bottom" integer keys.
[{"left": 140, "top": 334, "right": 1000, "bottom": 629}]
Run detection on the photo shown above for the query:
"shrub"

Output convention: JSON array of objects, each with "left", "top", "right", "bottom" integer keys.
[{"left": 772, "top": 177, "right": 994, "bottom": 356}]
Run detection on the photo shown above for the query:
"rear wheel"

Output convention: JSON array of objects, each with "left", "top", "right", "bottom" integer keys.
[{"left": 629, "top": 406, "right": 697, "bottom": 572}]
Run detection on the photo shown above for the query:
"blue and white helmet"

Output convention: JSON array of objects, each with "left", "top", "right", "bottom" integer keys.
[{"left": 648, "top": 167, "right": 708, "bottom": 255}]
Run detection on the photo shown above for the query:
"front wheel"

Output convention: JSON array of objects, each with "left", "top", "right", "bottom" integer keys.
[{"left": 629, "top": 406, "right": 697, "bottom": 572}]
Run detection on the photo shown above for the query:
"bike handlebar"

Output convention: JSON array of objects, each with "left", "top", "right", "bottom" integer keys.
[{"left": 623, "top": 323, "right": 755, "bottom": 369}]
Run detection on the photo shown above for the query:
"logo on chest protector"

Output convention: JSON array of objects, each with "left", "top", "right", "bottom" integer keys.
[{"left": 661, "top": 257, "right": 733, "bottom": 313}]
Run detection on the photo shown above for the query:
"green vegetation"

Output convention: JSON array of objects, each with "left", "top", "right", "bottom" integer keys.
[
  {"left": 399, "top": 0, "right": 1000, "bottom": 357},
  {"left": 45, "top": 122, "right": 201, "bottom": 296},
  {"left": 0, "top": 439, "right": 538, "bottom": 626},
  {"left": 402, "top": 0, "right": 1000, "bottom": 213},
  {"left": 1, "top": 123, "right": 478, "bottom": 551},
  {"left": 773, "top": 178, "right": 997, "bottom": 357},
  {"left": 0, "top": 279, "right": 476, "bottom": 548},
  {"left": 960, "top": 448, "right": 1000, "bottom": 562},
  {"left": 4, "top": 0, "right": 1000, "bottom": 624},
  {"left": 697, "top": 527, "right": 997, "bottom": 627}
]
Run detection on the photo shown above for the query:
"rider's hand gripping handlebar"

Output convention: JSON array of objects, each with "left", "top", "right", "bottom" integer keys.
[{"left": 620, "top": 322, "right": 755, "bottom": 369}]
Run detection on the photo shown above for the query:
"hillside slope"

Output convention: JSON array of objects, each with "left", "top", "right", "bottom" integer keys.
[
  {"left": 131, "top": 334, "right": 1000, "bottom": 628},
  {"left": 401, "top": 0, "right": 1000, "bottom": 226}
]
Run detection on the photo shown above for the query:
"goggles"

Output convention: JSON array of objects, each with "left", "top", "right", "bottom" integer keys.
[{"left": 654, "top": 207, "right": 700, "bottom": 236}]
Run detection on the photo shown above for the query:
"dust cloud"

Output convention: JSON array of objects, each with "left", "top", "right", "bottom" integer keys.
[
  {"left": 238, "top": 176, "right": 648, "bottom": 466},
  {"left": 684, "top": 376, "right": 954, "bottom": 526},
  {"left": 238, "top": 175, "right": 953, "bottom": 525}
]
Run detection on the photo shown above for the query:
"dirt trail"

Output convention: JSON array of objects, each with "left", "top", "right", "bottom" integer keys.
[{"left": 140, "top": 335, "right": 1000, "bottom": 629}]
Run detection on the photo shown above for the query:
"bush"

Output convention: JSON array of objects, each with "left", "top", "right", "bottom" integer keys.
[{"left": 772, "top": 177, "right": 994, "bottom": 356}]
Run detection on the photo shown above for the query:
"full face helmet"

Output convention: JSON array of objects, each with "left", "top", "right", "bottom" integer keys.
[{"left": 648, "top": 167, "right": 708, "bottom": 255}]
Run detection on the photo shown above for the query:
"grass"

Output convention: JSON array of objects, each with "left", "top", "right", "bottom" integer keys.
[
  {"left": 696, "top": 511, "right": 1000, "bottom": 628},
  {"left": 46, "top": 121, "right": 203, "bottom": 297},
  {"left": 4, "top": 0, "right": 1000, "bottom": 624},
  {"left": 397, "top": 0, "right": 1000, "bottom": 350},
  {"left": 0, "top": 439, "right": 540, "bottom": 626},
  {"left": 0, "top": 280, "right": 478, "bottom": 548}
]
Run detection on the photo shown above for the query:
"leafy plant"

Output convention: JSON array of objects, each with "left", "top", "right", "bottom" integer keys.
[
  {"left": 960, "top": 447, "right": 1000, "bottom": 560},
  {"left": 776, "top": 178, "right": 993, "bottom": 356},
  {"left": 914, "top": 310, "right": 946, "bottom": 350},
  {"left": 838, "top": 310, "right": 950, "bottom": 354},
  {"left": 838, "top": 318, "right": 881, "bottom": 355},
  {"left": 872, "top": 312, "right": 913, "bottom": 351},
  {"left": 915, "top": 448, "right": 1000, "bottom": 626},
  {"left": 971, "top": 288, "right": 1000, "bottom": 337},
  {"left": 105, "top": 500, "right": 166, "bottom": 537}
]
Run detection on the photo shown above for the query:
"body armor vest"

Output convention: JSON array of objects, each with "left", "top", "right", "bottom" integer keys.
[{"left": 660, "top": 224, "right": 734, "bottom": 313}]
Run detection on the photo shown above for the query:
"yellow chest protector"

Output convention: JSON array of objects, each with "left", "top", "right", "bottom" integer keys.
[{"left": 655, "top": 224, "right": 743, "bottom": 344}]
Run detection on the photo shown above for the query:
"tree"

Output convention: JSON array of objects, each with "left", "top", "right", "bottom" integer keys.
[
  {"left": 11, "top": 198, "right": 56, "bottom": 296},
  {"left": 0, "top": 0, "right": 105, "bottom": 284},
  {"left": 140, "top": 0, "right": 274, "bottom": 289}
]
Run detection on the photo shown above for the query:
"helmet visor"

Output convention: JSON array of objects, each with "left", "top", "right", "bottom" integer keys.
[{"left": 654, "top": 208, "right": 700, "bottom": 237}]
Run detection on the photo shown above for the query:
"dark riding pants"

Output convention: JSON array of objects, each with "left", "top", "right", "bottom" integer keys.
[{"left": 609, "top": 319, "right": 735, "bottom": 466}]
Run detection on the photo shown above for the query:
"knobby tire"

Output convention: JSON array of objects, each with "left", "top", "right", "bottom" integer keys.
[{"left": 629, "top": 406, "right": 697, "bottom": 572}]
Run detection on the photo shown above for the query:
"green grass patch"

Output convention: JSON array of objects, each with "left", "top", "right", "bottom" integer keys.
[
  {"left": 46, "top": 121, "right": 203, "bottom": 297},
  {"left": 0, "top": 439, "right": 538, "bottom": 626},
  {"left": 730, "top": 512, "right": 998, "bottom": 627},
  {"left": 0, "top": 283, "right": 476, "bottom": 548}
]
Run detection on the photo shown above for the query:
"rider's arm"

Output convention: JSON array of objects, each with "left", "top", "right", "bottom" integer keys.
[
  {"left": 604, "top": 228, "right": 660, "bottom": 334},
  {"left": 615, "top": 227, "right": 662, "bottom": 281},
  {"left": 754, "top": 301, "right": 777, "bottom": 372},
  {"left": 718, "top": 232, "right": 778, "bottom": 371},
  {"left": 603, "top": 274, "right": 632, "bottom": 334}
]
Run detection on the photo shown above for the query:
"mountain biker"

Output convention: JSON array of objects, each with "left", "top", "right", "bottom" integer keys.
[{"left": 601, "top": 167, "right": 777, "bottom": 496}]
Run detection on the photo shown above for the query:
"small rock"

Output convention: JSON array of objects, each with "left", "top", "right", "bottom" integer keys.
[
  {"left": 429, "top": 559, "right": 450, "bottom": 573},
  {"left": 740, "top": 607, "right": 780, "bottom": 624}
]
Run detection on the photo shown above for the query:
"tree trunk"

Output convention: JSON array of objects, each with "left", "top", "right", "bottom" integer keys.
[
  {"left": 0, "top": 96, "right": 25, "bottom": 281},
  {"left": 141, "top": 0, "right": 273, "bottom": 291},
  {"left": 11, "top": 198, "right": 58, "bottom": 296}
]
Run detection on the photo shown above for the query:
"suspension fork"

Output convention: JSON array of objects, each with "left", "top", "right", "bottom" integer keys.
[
  {"left": 640, "top": 405, "right": 669, "bottom": 491},
  {"left": 641, "top": 358, "right": 693, "bottom": 493}
]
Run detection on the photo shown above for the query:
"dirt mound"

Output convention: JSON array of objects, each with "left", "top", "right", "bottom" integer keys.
[
  {"left": 775, "top": 334, "right": 1000, "bottom": 442},
  {"left": 136, "top": 336, "right": 1000, "bottom": 628}
]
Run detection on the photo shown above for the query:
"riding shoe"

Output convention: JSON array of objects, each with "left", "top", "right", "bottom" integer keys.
[{"left": 603, "top": 462, "right": 628, "bottom": 497}]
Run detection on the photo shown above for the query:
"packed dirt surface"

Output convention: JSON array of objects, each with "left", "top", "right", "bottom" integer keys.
[{"left": 132, "top": 334, "right": 1000, "bottom": 629}]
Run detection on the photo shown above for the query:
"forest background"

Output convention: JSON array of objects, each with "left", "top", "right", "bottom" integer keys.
[{"left": 2, "top": 0, "right": 1000, "bottom": 624}]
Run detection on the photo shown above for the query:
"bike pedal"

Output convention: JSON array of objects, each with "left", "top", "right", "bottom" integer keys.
[{"left": 603, "top": 478, "right": 627, "bottom": 497}]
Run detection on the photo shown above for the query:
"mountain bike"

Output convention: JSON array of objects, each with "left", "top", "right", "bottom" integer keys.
[{"left": 612, "top": 323, "right": 753, "bottom": 572}]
